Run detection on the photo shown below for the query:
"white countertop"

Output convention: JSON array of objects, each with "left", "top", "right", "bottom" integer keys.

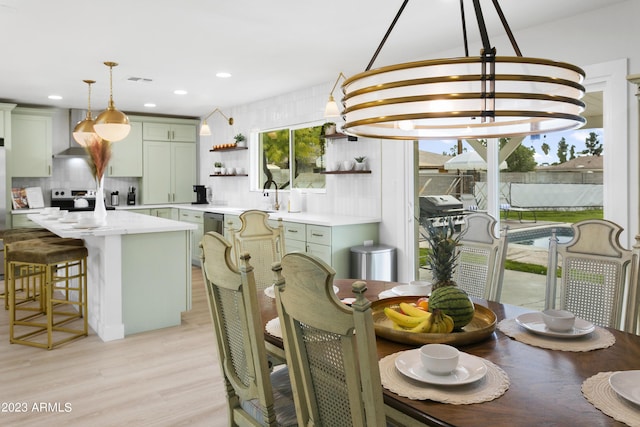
[
  {"left": 17, "top": 204, "right": 381, "bottom": 227},
  {"left": 28, "top": 210, "right": 196, "bottom": 238}
]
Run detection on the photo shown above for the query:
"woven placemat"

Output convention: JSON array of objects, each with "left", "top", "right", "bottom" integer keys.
[
  {"left": 265, "top": 317, "right": 282, "bottom": 338},
  {"left": 583, "top": 371, "right": 640, "bottom": 426},
  {"left": 498, "top": 318, "right": 615, "bottom": 351},
  {"left": 379, "top": 350, "right": 510, "bottom": 404}
]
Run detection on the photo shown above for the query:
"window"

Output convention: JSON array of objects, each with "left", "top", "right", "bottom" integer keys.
[{"left": 257, "top": 122, "right": 326, "bottom": 191}]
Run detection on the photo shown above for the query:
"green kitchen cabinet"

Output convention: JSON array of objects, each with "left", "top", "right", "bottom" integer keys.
[
  {"left": 109, "top": 121, "right": 143, "bottom": 177},
  {"left": 179, "top": 209, "right": 204, "bottom": 265},
  {"left": 142, "top": 122, "right": 196, "bottom": 142},
  {"left": 142, "top": 141, "right": 196, "bottom": 204},
  {"left": 11, "top": 108, "right": 54, "bottom": 177}
]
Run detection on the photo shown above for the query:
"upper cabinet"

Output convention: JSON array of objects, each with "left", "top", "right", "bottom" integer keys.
[
  {"left": 109, "top": 121, "right": 143, "bottom": 177},
  {"left": 143, "top": 122, "right": 196, "bottom": 142},
  {"left": 11, "top": 107, "right": 54, "bottom": 177}
]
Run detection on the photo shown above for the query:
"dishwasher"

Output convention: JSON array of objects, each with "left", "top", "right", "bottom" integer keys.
[{"left": 203, "top": 212, "right": 225, "bottom": 235}]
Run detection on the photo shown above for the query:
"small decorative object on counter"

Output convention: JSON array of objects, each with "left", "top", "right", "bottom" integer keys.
[
  {"left": 84, "top": 138, "right": 111, "bottom": 225},
  {"left": 354, "top": 156, "right": 367, "bottom": 171},
  {"left": 234, "top": 133, "right": 246, "bottom": 147}
]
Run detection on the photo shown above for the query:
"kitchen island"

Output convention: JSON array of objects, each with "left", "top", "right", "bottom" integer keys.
[{"left": 28, "top": 210, "right": 196, "bottom": 341}]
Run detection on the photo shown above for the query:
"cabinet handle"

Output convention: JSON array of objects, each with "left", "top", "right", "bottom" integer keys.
[
  {"left": 311, "top": 232, "right": 324, "bottom": 237},
  {"left": 287, "top": 229, "right": 298, "bottom": 233},
  {"left": 109, "top": 165, "right": 113, "bottom": 175}
]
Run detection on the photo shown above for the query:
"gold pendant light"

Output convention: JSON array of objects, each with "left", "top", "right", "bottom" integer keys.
[
  {"left": 73, "top": 79, "right": 101, "bottom": 146},
  {"left": 94, "top": 61, "right": 131, "bottom": 142},
  {"left": 342, "top": 0, "right": 586, "bottom": 140}
]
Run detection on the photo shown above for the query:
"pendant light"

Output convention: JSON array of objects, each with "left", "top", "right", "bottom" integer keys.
[
  {"left": 341, "top": 0, "right": 586, "bottom": 140},
  {"left": 199, "top": 108, "right": 234, "bottom": 136},
  {"left": 73, "top": 79, "right": 101, "bottom": 146},
  {"left": 94, "top": 61, "right": 131, "bottom": 142}
]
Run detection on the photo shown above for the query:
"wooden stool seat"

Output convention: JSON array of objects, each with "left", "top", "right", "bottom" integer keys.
[{"left": 7, "top": 238, "right": 89, "bottom": 350}]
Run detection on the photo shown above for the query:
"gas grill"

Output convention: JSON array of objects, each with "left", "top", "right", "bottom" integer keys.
[{"left": 419, "top": 195, "right": 466, "bottom": 229}]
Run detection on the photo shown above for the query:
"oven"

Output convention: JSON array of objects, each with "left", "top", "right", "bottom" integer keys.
[{"left": 50, "top": 188, "right": 114, "bottom": 212}]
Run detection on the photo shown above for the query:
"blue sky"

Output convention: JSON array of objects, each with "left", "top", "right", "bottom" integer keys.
[{"left": 419, "top": 127, "right": 604, "bottom": 165}]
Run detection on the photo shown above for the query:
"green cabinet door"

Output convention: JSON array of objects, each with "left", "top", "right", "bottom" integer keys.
[
  {"left": 11, "top": 109, "right": 53, "bottom": 177},
  {"left": 109, "top": 121, "right": 143, "bottom": 177}
]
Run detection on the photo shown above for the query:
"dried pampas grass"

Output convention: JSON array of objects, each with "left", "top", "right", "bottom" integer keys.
[{"left": 84, "top": 138, "right": 112, "bottom": 180}]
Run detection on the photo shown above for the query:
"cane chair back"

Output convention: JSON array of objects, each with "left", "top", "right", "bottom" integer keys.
[
  {"left": 272, "top": 252, "right": 386, "bottom": 427},
  {"left": 545, "top": 219, "right": 635, "bottom": 331},
  {"left": 200, "top": 232, "right": 296, "bottom": 427},
  {"left": 231, "top": 210, "right": 285, "bottom": 294},
  {"left": 455, "top": 212, "right": 508, "bottom": 301}
]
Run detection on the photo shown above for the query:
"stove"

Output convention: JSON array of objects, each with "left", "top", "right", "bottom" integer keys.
[{"left": 50, "top": 188, "right": 113, "bottom": 212}]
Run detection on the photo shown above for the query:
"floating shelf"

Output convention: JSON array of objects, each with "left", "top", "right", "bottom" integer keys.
[
  {"left": 323, "top": 132, "right": 358, "bottom": 141},
  {"left": 321, "top": 170, "right": 371, "bottom": 175},
  {"left": 209, "top": 174, "right": 248, "bottom": 177},
  {"left": 209, "top": 146, "right": 248, "bottom": 152}
]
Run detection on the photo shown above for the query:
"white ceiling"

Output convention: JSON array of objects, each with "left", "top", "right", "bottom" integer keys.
[{"left": 0, "top": 0, "right": 620, "bottom": 119}]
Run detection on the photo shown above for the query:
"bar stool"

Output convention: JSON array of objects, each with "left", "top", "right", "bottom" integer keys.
[
  {"left": 7, "top": 238, "right": 88, "bottom": 349},
  {"left": 2, "top": 228, "right": 58, "bottom": 309}
]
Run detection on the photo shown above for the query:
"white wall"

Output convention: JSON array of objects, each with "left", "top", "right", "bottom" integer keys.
[{"left": 199, "top": 0, "right": 640, "bottom": 281}]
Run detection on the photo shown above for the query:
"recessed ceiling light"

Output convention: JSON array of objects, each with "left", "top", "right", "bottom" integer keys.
[
  {"left": 216, "top": 72, "right": 232, "bottom": 78},
  {"left": 174, "top": 89, "right": 188, "bottom": 95},
  {"left": 48, "top": 95, "right": 62, "bottom": 100},
  {"left": 144, "top": 103, "right": 156, "bottom": 108}
]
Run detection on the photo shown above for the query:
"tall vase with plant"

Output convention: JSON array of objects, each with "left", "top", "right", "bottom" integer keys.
[{"left": 85, "top": 137, "right": 112, "bottom": 225}]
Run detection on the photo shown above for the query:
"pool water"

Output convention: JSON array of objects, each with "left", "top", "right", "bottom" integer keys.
[{"left": 508, "top": 227, "right": 573, "bottom": 249}]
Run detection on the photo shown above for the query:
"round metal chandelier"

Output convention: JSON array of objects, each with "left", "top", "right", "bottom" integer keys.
[{"left": 341, "top": 0, "right": 586, "bottom": 140}]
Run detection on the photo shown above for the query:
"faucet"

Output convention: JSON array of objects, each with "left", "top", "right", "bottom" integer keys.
[{"left": 263, "top": 181, "right": 280, "bottom": 211}]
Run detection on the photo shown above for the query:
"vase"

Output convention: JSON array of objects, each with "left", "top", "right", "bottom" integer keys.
[{"left": 94, "top": 175, "right": 107, "bottom": 225}]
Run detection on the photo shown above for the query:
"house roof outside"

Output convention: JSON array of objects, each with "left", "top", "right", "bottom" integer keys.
[
  {"left": 538, "top": 155, "right": 603, "bottom": 171},
  {"left": 419, "top": 151, "right": 453, "bottom": 169}
]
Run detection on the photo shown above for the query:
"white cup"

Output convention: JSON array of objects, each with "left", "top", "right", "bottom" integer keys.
[
  {"left": 541, "top": 309, "right": 575, "bottom": 332},
  {"left": 342, "top": 160, "right": 354, "bottom": 171},
  {"left": 420, "top": 344, "right": 459, "bottom": 375}
]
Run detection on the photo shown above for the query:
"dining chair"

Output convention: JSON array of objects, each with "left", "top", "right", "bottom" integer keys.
[
  {"left": 200, "top": 231, "right": 297, "bottom": 427},
  {"left": 545, "top": 219, "right": 638, "bottom": 332},
  {"left": 454, "top": 212, "right": 509, "bottom": 301},
  {"left": 230, "top": 210, "right": 285, "bottom": 294},
  {"left": 272, "top": 252, "right": 387, "bottom": 427}
]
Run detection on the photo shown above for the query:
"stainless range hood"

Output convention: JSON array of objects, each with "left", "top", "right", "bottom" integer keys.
[{"left": 54, "top": 109, "right": 90, "bottom": 158}]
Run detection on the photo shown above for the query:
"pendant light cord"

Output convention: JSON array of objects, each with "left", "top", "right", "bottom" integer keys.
[{"left": 365, "top": 0, "right": 409, "bottom": 71}]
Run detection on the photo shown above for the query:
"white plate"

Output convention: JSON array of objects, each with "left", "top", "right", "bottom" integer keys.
[
  {"left": 72, "top": 223, "right": 100, "bottom": 229},
  {"left": 59, "top": 217, "right": 78, "bottom": 223},
  {"left": 515, "top": 312, "right": 595, "bottom": 338},
  {"left": 609, "top": 371, "right": 640, "bottom": 406},
  {"left": 264, "top": 284, "right": 338, "bottom": 299},
  {"left": 395, "top": 349, "right": 487, "bottom": 386},
  {"left": 391, "top": 283, "right": 432, "bottom": 297}
]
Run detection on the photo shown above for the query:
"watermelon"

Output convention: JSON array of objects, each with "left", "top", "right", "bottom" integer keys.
[{"left": 428, "top": 286, "right": 475, "bottom": 329}]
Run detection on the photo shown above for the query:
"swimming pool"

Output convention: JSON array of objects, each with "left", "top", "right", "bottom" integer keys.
[{"left": 508, "top": 226, "right": 573, "bottom": 249}]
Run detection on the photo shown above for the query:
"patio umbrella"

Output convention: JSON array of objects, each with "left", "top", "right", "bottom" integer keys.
[{"left": 443, "top": 151, "right": 508, "bottom": 171}]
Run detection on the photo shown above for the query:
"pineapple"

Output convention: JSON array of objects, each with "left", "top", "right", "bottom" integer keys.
[{"left": 421, "top": 218, "right": 460, "bottom": 290}]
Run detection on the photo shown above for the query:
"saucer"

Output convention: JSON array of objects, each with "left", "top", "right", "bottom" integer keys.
[
  {"left": 515, "top": 312, "right": 595, "bottom": 338},
  {"left": 609, "top": 371, "right": 640, "bottom": 406},
  {"left": 72, "top": 223, "right": 100, "bottom": 229},
  {"left": 391, "top": 282, "right": 432, "bottom": 297},
  {"left": 395, "top": 349, "right": 487, "bottom": 386}
]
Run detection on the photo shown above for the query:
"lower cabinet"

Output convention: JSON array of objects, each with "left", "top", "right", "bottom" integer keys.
[
  {"left": 274, "top": 220, "right": 378, "bottom": 279},
  {"left": 11, "top": 214, "right": 38, "bottom": 228},
  {"left": 178, "top": 209, "right": 204, "bottom": 265},
  {"left": 151, "top": 208, "right": 178, "bottom": 220},
  {"left": 223, "top": 214, "right": 241, "bottom": 241}
]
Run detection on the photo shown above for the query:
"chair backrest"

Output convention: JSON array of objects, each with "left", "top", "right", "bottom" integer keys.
[
  {"left": 545, "top": 219, "right": 635, "bottom": 331},
  {"left": 231, "top": 210, "right": 285, "bottom": 293},
  {"left": 454, "top": 212, "right": 508, "bottom": 301},
  {"left": 200, "top": 231, "right": 283, "bottom": 426},
  {"left": 273, "top": 253, "right": 386, "bottom": 427}
]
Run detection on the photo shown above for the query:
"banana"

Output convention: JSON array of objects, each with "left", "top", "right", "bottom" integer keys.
[
  {"left": 409, "top": 315, "right": 434, "bottom": 333},
  {"left": 428, "top": 309, "right": 455, "bottom": 333},
  {"left": 384, "top": 307, "right": 427, "bottom": 328},
  {"left": 399, "top": 302, "right": 431, "bottom": 319}
]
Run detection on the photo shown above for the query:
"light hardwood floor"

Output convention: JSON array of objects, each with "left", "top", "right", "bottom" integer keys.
[{"left": 0, "top": 267, "right": 229, "bottom": 426}]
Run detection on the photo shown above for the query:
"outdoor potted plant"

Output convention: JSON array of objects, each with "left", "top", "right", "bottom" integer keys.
[
  {"left": 234, "top": 133, "right": 247, "bottom": 147},
  {"left": 354, "top": 156, "right": 367, "bottom": 171},
  {"left": 214, "top": 161, "right": 223, "bottom": 175}
]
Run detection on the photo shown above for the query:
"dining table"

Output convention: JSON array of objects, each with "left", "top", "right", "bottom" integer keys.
[{"left": 260, "top": 278, "right": 640, "bottom": 427}]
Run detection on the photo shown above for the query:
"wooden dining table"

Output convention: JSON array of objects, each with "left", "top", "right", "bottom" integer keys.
[{"left": 260, "top": 278, "right": 640, "bottom": 426}]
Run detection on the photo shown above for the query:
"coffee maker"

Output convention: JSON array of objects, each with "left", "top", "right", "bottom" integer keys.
[{"left": 193, "top": 185, "right": 208, "bottom": 204}]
